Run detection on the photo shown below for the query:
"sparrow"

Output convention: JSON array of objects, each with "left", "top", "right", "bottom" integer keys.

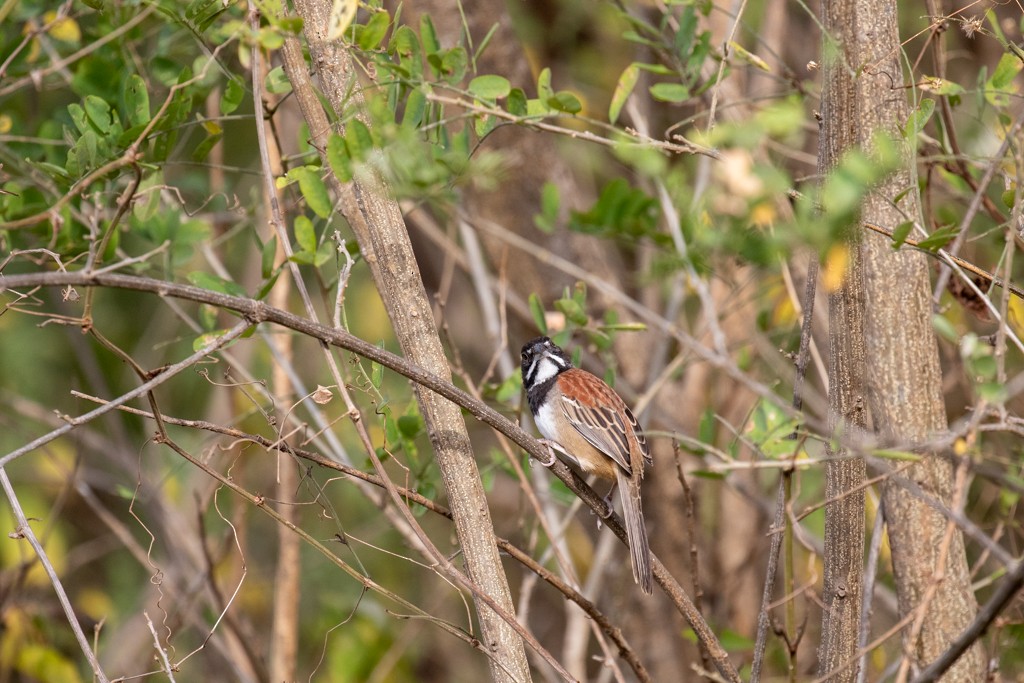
[{"left": 521, "top": 336, "right": 653, "bottom": 594}]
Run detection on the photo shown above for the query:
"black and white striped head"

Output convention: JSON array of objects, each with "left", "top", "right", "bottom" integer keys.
[{"left": 521, "top": 336, "right": 572, "bottom": 390}]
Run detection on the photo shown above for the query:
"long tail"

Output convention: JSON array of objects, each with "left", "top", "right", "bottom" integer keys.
[{"left": 616, "top": 467, "right": 652, "bottom": 594}]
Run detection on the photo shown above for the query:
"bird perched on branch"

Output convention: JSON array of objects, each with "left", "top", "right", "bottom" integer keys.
[{"left": 520, "top": 336, "right": 653, "bottom": 594}]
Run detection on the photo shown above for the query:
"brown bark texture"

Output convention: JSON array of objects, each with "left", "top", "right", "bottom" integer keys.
[
  {"left": 285, "top": 3, "right": 533, "bottom": 681},
  {"left": 819, "top": 0, "right": 984, "bottom": 680},
  {"left": 852, "top": 2, "right": 986, "bottom": 680},
  {"left": 816, "top": 0, "right": 869, "bottom": 678}
]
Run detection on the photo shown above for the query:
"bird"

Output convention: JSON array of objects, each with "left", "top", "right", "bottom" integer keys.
[{"left": 520, "top": 335, "right": 653, "bottom": 594}]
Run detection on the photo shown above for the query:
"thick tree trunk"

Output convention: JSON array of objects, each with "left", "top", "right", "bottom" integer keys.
[
  {"left": 852, "top": 3, "right": 986, "bottom": 681},
  {"left": 285, "top": 4, "right": 533, "bottom": 682},
  {"left": 816, "top": 0, "right": 869, "bottom": 679},
  {"left": 818, "top": 0, "right": 984, "bottom": 680}
]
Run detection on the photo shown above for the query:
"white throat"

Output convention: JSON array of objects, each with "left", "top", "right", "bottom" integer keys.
[{"left": 527, "top": 353, "right": 566, "bottom": 387}]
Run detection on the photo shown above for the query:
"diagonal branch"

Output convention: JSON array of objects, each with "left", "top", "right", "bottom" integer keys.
[{"left": 0, "top": 270, "right": 742, "bottom": 682}]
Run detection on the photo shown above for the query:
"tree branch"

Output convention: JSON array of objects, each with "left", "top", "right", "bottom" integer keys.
[{"left": 0, "top": 270, "right": 742, "bottom": 682}]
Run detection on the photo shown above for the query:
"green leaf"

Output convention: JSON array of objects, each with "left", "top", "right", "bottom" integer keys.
[
  {"left": 191, "top": 125, "right": 223, "bottom": 162},
  {"left": 372, "top": 348, "right": 384, "bottom": 388},
  {"left": 528, "top": 293, "right": 548, "bottom": 334},
  {"left": 931, "top": 314, "right": 958, "bottom": 343},
  {"left": 609, "top": 63, "right": 639, "bottom": 124},
  {"left": 313, "top": 242, "right": 334, "bottom": 267},
  {"left": 419, "top": 14, "right": 440, "bottom": 54},
  {"left": 468, "top": 74, "right": 511, "bottom": 100},
  {"left": 536, "top": 67, "right": 554, "bottom": 102},
  {"left": 264, "top": 66, "right": 292, "bottom": 95},
  {"left": 397, "top": 414, "right": 422, "bottom": 439},
  {"left": 357, "top": 11, "right": 390, "bottom": 50},
  {"left": 533, "top": 181, "right": 560, "bottom": 233},
  {"left": 292, "top": 166, "right": 332, "bottom": 218},
  {"left": 389, "top": 25, "right": 422, "bottom": 78},
  {"left": 688, "top": 470, "right": 726, "bottom": 480},
  {"left": 255, "top": 271, "right": 282, "bottom": 301},
  {"left": 698, "top": 408, "right": 715, "bottom": 444},
  {"left": 905, "top": 98, "right": 935, "bottom": 140},
  {"left": 495, "top": 372, "right": 523, "bottom": 403},
  {"left": 649, "top": 82, "right": 690, "bottom": 102},
  {"left": 890, "top": 221, "right": 914, "bottom": 249},
  {"left": 326, "top": 132, "right": 352, "bottom": 182},
  {"left": 277, "top": 15, "right": 304, "bottom": 33},
  {"left": 988, "top": 52, "right": 1022, "bottom": 90},
  {"left": 554, "top": 296, "right": 589, "bottom": 326},
  {"left": 293, "top": 215, "right": 316, "bottom": 253},
  {"left": 193, "top": 329, "right": 238, "bottom": 352},
  {"left": 675, "top": 5, "right": 698, "bottom": 58},
  {"left": 84, "top": 95, "right": 113, "bottom": 133},
  {"left": 261, "top": 236, "right": 277, "bottom": 278},
  {"left": 198, "top": 304, "right": 218, "bottom": 332},
  {"left": 475, "top": 112, "right": 497, "bottom": 138},
  {"left": 438, "top": 47, "right": 468, "bottom": 83},
  {"left": 220, "top": 76, "right": 245, "bottom": 116},
  {"left": 67, "top": 102, "right": 89, "bottom": 135},
  {"left": 919, "top": 76, "right": 965, "bottom": 96},
  {"left": 873, "top": 449, "right": 922, "bottom": 462},
  {"left": 187, "top": 272, "right": 247, "bottom": 297},
  {"left": 124, "top": 74, "right": 150, "bottom": 126},
  {"left": 258, "top": 26, "right": 284, "bottom": 50},
  {"left": 133, "top": 172, "right": 163, "bottom": 222},
  {"left": 345, "top": 119, "right": 374, "bottom": 161},
  {"left": 977, "top": 381, "right": 1008, "bottom": 403},
  {"left": 402, "top": 85, "right": 427, "bottom": 128},
  {"left": 547, "top": 91, "right": 582, "bottom": 114},
  {"left": 507, "top": 88, "right": 528, "bottom": 117},
  {"left": 915, "top": 225, "right": 959, "bottom": 252}
]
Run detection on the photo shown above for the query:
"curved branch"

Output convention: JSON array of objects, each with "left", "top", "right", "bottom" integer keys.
[
  {"left": 69, "top": 390, "right": 653, "bottom": 682},
  {"left": 0, "top": 270, "right": 741, "bottom": 682}
]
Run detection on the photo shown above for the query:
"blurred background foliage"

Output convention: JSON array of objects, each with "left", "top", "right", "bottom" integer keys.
[{"left": 1, "top": 0, "right": 1023, "bottom": 680}]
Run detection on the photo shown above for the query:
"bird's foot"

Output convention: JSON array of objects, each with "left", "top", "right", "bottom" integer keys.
[
  {"left": 533, "top": 439, "right": 559, "bottom": 468},
  {"left": 595, "top": 488, "right": 615, "bottom": 529}
]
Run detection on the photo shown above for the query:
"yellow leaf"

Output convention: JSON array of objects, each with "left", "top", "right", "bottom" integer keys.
[
  {"left": 0, "top": 114, "right": 12, "bottom": 134},
  {"left": 43, "top": 11, "right": 81, "bottom": 44},
  {"left": 200, "top": 119, "right": 223, "bottom": 135},
  {"left": 729, "top": 41, "right": 770, "bottom": 72},
  {"left": 823, "top": 244, "right": 849, "bottom": 292},
  {"left": 772, "top": 294, "right": 797, "bottom": 327},
  {"left": 751, "top": 201, "right": 776, "bottom": 226},
  {"left": 327, "top": 0, "right": 357, "bottom": 40}
]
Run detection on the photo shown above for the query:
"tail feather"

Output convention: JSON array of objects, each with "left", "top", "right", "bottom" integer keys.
[{"left": 616, "top": 467, "right": 652, "bottom": 594}]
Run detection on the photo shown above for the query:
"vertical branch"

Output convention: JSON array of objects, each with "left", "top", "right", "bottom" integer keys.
[
  {"left": 856, "top": 0, "right": 985, "bottom": 678},
  {"left": 0, "top": 469, "right": 112, "bottom": 683},
  {"left": 815, "top": 1, "right": 868, "bottom": 679},
  {"left": 281, "top": 4, "right": 533, "bottom": 681},
  {"left": 250, "top": 20, "right": 301, "bottom": 681}
]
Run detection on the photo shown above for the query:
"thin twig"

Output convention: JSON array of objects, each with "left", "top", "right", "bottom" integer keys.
[
  {"left": 862, "top": 222, "right": 1024, "bottom": 300},
  {"left": 0, "top": 469, "right": 111, "bottom": 683},
  {"left": 0, "top": 270, "right": 742, "bottom": 682},
  {"left": 144, "top": 611, "right": 177, "bottom": 682},
  {"left": 855, "top": 501, "right": 885, "bottom": 683},
  {"left": 752, "top": 255, "right": 818, "bottom": 682},
  {"left": 0, "top": 320, "right": 251, "bottom": 469}
]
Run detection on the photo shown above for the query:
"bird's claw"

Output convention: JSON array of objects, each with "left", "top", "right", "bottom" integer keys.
[{"left": 533, "top": 439, "right": 558, "bottom": 468}]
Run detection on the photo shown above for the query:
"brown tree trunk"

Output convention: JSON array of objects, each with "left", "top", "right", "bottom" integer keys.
[
  {"left": 816, "top": 0, "right": 869, "bottom": 678},
  {"left": 817, "top": 0, "right": 985, "bottom": 680},
  {"left": 284, "top": 4, "right": 533, "bottom": 681},
  {"left": 853, "top": 3, "right": 986, "bottom": 681}
]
